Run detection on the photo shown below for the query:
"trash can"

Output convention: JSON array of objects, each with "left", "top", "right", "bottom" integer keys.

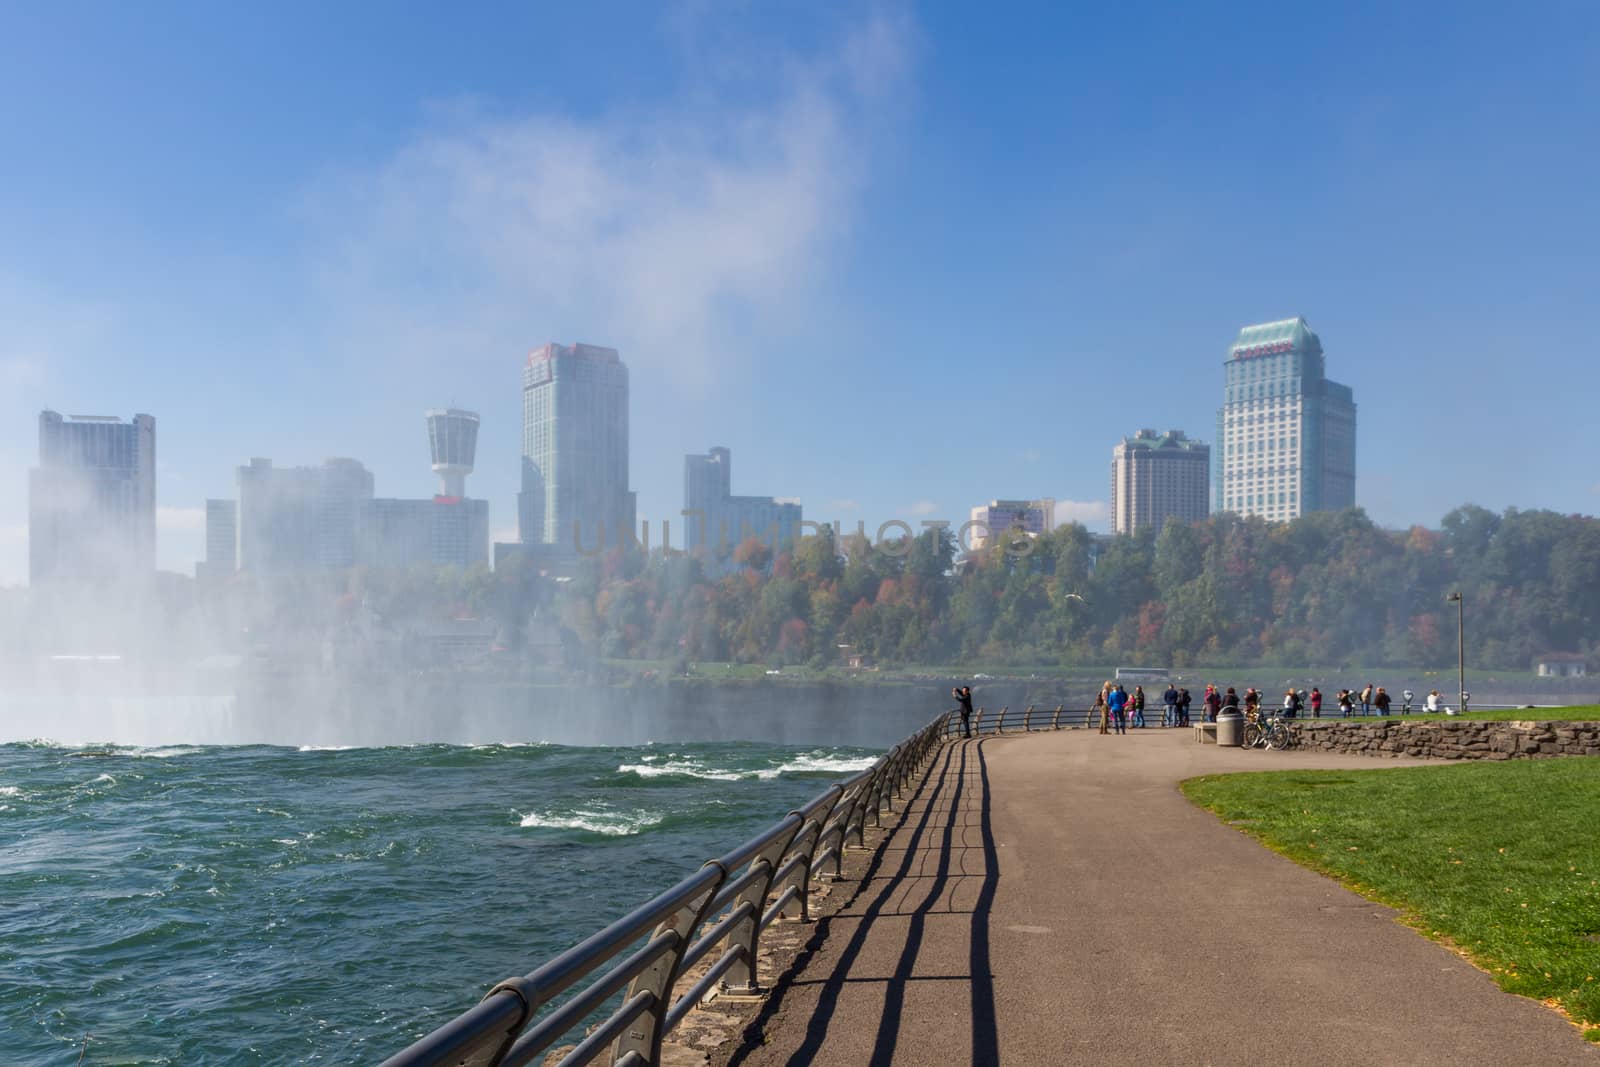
[{"left": 1216, "top": 708, "right": 1244, "bottom": 747}]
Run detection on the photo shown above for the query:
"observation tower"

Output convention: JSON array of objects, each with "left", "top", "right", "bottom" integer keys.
[{"left": 426, "top": 408, "right": 479, "bottom": 498}]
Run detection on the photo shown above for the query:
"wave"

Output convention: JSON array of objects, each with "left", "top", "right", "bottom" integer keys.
[
  {"left": 128, "top": 746, "right": 205, "bottom": 759},
  {"left": 0, "top": 786, "right": 21, "bottom": 797},
  {"left": 297, "top": 745, "right": 358, "bottom": 752},
  {"left": 614, "top": 749, "right": 879, "bottom": 783},
  {"left": 516, "top": 808, "right": 664, "bottom": 836},
  {"left": 616, "top": 761, "right": 749, "bottom": 782},
  {"left": 772, "top": 752, "right": 878, "bottom": 775}
]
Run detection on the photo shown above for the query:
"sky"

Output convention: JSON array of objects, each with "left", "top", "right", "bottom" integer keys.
[{"left": 1, "top": 1, "right": 1597, "bottom": 583}]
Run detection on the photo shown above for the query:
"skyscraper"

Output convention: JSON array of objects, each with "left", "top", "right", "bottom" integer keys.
[
  {"left": 683, "top": 447, "right": 802, "bottom": 564},
  {"left": 1214, "top": 318, "right": 1356, "bottom": 522},
  {"left": 1110, "top": 430, "right": 1209, "bottom": 535},
  {"left": 519, "top": 343, "right": 635, "bottom": 549},
  {"left": 196, "top": 498, "right": 237, "bottom": 582},
  {"left": 28, "top": 410, "right": 156, "bottom": 583}
]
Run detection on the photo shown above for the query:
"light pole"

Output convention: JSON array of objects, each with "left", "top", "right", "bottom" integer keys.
[{"left": 1447, "top": 592, "right": 1464, "bottom": 712}]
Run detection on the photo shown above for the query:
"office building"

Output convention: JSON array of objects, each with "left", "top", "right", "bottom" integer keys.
[
  {"left": 1110, "top": 430, "right": 1209, "bottom": 535},
  {"left": 236, "top": 458, "right": 374, "bottom": 574},
  {"left": 359, "top": 497, "right": 489, "bottom": 570},
  {"left": 683, "top": 447, "right": 802, "bottom": 564},
  {"left": 1214, "top": 317, "right": 1357, "bottom": 522},
  {"left": 197, "top": 498, "right": 237, "bottom": 582},
  {"left": 967, "top": 499, "right": 1055, "bottom": 550},
  {"left": 28, "top": 410, "right": 156, "bottom": 583},
  {"left": 519, "top": 343, "right": 636, "bottom": 550}
]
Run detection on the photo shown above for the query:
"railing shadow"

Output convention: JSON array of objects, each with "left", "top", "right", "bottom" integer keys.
[{"left": 726, "top": 736, "right": 1001, "bottom": 1066}]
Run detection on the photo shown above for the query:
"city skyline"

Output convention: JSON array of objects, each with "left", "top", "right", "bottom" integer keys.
[{"left": 2, "top": 5, "right": 1597, "bottom": 582}]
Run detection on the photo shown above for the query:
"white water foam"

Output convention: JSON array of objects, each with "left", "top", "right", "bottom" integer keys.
[
  {"left": 516, "top": 808, "right": 664, "bottom": 836},
  {"left": 128, "top": 746, "right": 204, "bottom": 759},
  {"left": 616, "top": 761, "right": 748, "bottom": 782},
  {"left": 617, "top": 750, "right": 878, "bottom": 782},
  {"left": 296, "top": 745, "right": 357, "bottom": 752},
  {"left": 771, "top": 753, "right": 879, "bottom": 775}
]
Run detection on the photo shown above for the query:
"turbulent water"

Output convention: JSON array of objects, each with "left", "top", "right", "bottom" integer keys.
[{"left": 0, "top": 738, "right": 881, "bottom": 1064}]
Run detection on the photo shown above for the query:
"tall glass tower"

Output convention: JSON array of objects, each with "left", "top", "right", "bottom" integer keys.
[
  {"left": 1214, "top": 318, "right": 1356, "bottom": 522},
  {"left": 29, "top": 410, "right": 156, "bottom": 582},
  {"left": 519, "top": 343, "right": 636, "bottom": 549}
]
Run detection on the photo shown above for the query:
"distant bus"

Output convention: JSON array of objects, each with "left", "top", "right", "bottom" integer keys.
[{"left": 1115, "top": 666, "right": 1170, "bottom": 684}]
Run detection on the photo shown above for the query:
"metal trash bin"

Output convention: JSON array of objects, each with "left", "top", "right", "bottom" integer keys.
[{"left": 1215, "top": 708, "right": 1244, "bottom": 747}]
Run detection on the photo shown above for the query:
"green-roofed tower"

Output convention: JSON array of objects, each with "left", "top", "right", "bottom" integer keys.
[{"left": 1214, "top": 317, "right": 1356, "bottom": 521}]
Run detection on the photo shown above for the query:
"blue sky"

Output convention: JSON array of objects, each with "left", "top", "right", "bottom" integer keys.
[{"left": 2, "top": 2, "right": 1597, "bottom": 582}]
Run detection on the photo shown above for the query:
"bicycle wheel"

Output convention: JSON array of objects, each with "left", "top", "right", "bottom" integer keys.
[
  {"left": 1267, "top": 722, "right": 1293, "bottom": 750},
  {"left": 1242, "top": 723, "right": 1264, "bottom": 749}
]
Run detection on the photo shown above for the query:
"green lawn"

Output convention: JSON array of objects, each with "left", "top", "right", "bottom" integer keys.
[
  {"left": 1389, "top": 705, "right": 1600, "bottom": 722},
  {"left": 1182, "top": 760, "right": 1600, "bottom": 1039}
]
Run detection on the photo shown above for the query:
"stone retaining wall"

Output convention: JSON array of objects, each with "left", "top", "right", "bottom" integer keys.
[{"left": 1287, "top": 719, "right": 1600, "bottom": 760}]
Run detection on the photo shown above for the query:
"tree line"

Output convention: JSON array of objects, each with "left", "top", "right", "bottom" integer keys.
[
  {"left": 5, "top": 504, "right": 1592, "bottom": 675},
  {"left": 532, "top": 504, "right": 1599, "bottom": 671}
]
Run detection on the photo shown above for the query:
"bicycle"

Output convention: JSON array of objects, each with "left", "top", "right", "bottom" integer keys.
[{"left": 1242, "top": 710, "right": 1295, "bottom": 750}]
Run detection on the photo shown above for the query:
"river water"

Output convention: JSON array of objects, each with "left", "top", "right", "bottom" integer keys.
[{"left": 0, "top": 738, "right": 880, "bottom": 1064}]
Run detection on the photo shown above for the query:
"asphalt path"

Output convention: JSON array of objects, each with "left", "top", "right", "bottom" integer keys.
[{"left": 725, "top": 728, "right": 1598, "bottom": 1066}]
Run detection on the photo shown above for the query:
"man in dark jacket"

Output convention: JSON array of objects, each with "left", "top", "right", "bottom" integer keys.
[
  {"left": 953, "top": 686, "right": 975, "bottom": 738},
  {"left": 1162, "top": 684, "right": 1180, "bottom": 728}
]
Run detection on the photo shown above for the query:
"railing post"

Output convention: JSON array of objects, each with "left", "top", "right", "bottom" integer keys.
[
  {"left": 1052, "top": 704, "right": 1063, "bottom": 729},
  {"left": 611, "top": 862, "right": 727, "bottom": 1067},
  {"left": 721, "top": 822, "right": 803, "bottom": 996},
  {"left": 996, "top": 705, "right": 1008, "bottom": 733},
  {"left": 817, "top": 788, "right": 856, "bottom": 880},
  {"left": 1023, "top": 704, "right": 1034, "bottom": 731},
  {"left": 973, "top": 706, "right": 985, "bottom": 736}
]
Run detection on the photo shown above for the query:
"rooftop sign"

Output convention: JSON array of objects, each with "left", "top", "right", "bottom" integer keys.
[{"left": 1231, "top": 339, "right": 1294, "bottom": 360}]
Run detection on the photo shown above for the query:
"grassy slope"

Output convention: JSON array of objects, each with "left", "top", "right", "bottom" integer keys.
[
  {"left": 1383, "top": 705, "right": 1600, "bottom": 722},
  {"left": 1182, "top": 760, "right": 1600, "bottom": 1039}
]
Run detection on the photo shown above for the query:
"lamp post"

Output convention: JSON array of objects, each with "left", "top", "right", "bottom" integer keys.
[{"left": 1447, "top": 592, "right": 1464, "bottom": 712}]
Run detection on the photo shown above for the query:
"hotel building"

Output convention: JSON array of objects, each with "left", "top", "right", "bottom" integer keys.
[{"left": 1214, "top": 318, "right": 1356, "bottom": 522}]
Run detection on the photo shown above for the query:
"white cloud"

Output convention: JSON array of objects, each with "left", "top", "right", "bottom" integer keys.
[
  {"left": 308, "top": 13, "right": 912, "bottom": 385},
  {"left": 1054, "top": 499, "right": 1111, "bottom": 529},
  {"left": 904, "top": 500, "right": 937, "bottom": 516},
  {"left": 828, "top": 498, "right": 860, "bottom": 512}
]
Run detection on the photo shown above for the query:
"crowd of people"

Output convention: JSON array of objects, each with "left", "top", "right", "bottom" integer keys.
[
  {"left": 1088, "top": 680, "right": 1432, "bottom": 734},
  {"left": 952, "top": 678, "right": 1457, "bottom": 740}
]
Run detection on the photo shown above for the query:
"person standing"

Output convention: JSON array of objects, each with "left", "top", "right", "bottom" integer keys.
[
  {"left": 1109, "top": 684, "right": 1128, "bottom": 735},
  {"left": 1338, "top": 688, "right": 1354, "bottom": 717},
  {"left": 953, "top": 685, "right": 974, "bottom": 739},
  {"left": 1204, "top": 685, "right": 1222, "bottom": 722},
  {"left": 1132, "top": 685, "right": 1146, "bottom": 728},
  {"left": 1096, "top": 682, "right": 1111, "bottom": 735},
  {"left": 1310, "top": 687, "right": 1323, "bottom": 718},
  {"left": 1374, "top": 686, "right": 1391, "bottom": 716},
  {"left": 1179, "top": 687, "right": 1193, "bottom": 726},
  {"left": 1360, "top": 683, "right": 1373, "bottom": 716},
  {"left": 1162, "top": 682, "right": 1180, "bottom": 728}
]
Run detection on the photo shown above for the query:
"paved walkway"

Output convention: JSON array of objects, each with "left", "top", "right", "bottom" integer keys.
[{"left": 727, "top": 729, "right": 1598, "bottom": 1066}]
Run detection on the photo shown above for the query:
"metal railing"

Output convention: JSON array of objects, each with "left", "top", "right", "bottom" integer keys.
[
  {"left": 944, "top": 704, "right": 1111, "bottom": 737},
  {"left": 376, "top": 714, "right": 950, "bottom": 1067}
]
